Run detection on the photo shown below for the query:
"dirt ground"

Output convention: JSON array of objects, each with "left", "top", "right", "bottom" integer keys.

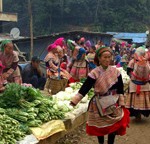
[{"left": 56, "top": 116, "right": 150, "bottom": 144}]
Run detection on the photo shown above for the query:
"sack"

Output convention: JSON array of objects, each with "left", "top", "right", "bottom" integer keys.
[{"left": 95, "top": 94, "right": 119, "bottom": 116}]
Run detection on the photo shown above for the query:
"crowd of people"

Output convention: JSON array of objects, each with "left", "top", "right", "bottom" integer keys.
[{"left": 0, "top": 36, "right": 150, "bottom": 144}]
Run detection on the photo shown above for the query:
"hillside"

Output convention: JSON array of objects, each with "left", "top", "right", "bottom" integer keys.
[{"left": 3, "top": 0, "right": 150, "bottom": 37}]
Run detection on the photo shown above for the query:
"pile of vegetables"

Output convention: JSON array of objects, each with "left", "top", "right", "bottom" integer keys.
[
  {"left": 0, "top": 83, "right": 41, "bottom": 108},
  {"left": 69, "top": 82, "right": 94, "bottom": 99},
  {"left": 116, "top": 67, "right": 130, "bottom": 92},
  {"left": 0, "top": 82, "right": 94, "bottom": 143},
  {"left": 0, "top": 110, "right": 26, "bottom": 144},
  {"left": 52, "top": 81, "right": 94, "bottom": 116},
  {"left": 117, "top": 67, "right": 130, "bottom": 85},
  {"left": 0, "top": 83, "right": 66, "bottom": 135}
]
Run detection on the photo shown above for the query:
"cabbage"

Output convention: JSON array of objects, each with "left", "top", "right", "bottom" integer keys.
[
  {"left": 55, "top": 101, "right": 74, "bottom": 112},
  {"left": 117, "top": 67, "right": 130, "bottom": 85},
  {"left": 81, "top": 95, "right": 88, "bottom": 103},
  {"left": 65, "top": 87, "right": 73, "bottom": 93}
]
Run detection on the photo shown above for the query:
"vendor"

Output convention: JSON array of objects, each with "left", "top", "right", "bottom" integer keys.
[
  {"left": 0, "top": 40, "right": 22, "bottom": 84},
  {"left": 44, "top": 43, "right": 68, "bottom": 94},
  {"left": 22, "top": 56, "right": 46, "bottom": 90}
]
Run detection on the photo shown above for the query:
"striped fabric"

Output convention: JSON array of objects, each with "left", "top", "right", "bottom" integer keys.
[
  {"left": 70, "top": 60, "right": 88, "bottom": 80},
  {"left": 126, "top": 91, "right": 150, "bottom": 110},
  {"left": 87, "top": 98, "right": 123, "bottom": 127},
  {"left": 89, "top": 66, "right": 120, "bottom": 95}
]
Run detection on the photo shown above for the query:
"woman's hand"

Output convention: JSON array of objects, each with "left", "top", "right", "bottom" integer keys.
[
  {"left": 70, "top": 101, "right": 76, "bottom": 107},
  {"left": 70, "top": 94, "right": 82, "bottom": 107},
  {"left": 60, "top": 69, "right": 72, "bottom": 79},
  {"left": 0, "top": 86, "right": 5, "bottom": 92},
  {"left": 2, "top": 72, "right": 9, "bottom": 79}
]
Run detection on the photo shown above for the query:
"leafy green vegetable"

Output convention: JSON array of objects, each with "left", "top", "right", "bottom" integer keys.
[
  {"left": 0, "top": 114, "right": 26, "bottom": 143},
  {"left": 0, "top": 83, "right": 43, "bottom": 108}
]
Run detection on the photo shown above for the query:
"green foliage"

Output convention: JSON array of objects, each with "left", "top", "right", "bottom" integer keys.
[{"left": 3, "top": 0, "right": 150, "bottom": 36}]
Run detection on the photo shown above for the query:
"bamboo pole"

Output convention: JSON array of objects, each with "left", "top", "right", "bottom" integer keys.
[
  {"left": 0, "top": 0, "right": 3, "bottom": 12},
  {"left": 28, "top": 0, "right": 33, "bottom": 60}
]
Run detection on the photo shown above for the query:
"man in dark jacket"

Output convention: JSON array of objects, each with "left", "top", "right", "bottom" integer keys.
[{"left": 22, "top": 56, "right": 46, "bottom": 90}]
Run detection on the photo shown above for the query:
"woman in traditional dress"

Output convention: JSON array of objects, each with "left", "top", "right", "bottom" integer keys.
[
  {"left": 125, "top": 47, "right": 150, "bottom": 120},
  {"left": 44, "top": 43, "right": 60, "bottom": 93},
  {"left": 67, "top": 36, "right": 82, "bottom": 72},
  {"left": 70, "top": 46, "right": 130, "bottom": 144},
  {"left": 70, "top": 47, "right": 89, "bottom": 81},
  {"left": 0, "top": 40, "right": 22, "bottom": 84},
  {"left": 44, "top": 43, "right": 68, "bottom": 94}
]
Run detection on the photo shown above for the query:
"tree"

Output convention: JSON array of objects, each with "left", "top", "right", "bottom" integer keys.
[{"left": 2, "top": 0, "right": 150, "bottom": 36}]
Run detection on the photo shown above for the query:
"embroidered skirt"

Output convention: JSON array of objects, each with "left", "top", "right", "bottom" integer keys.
[
  {"left": 70, "top": 60, "right": 88, "bottom": 80},
  {"left": 125, "top": 91, "right": 150, "bottom": 117},
  {"left": 86, "top": 98, "right": 130, "bottom": 136}
]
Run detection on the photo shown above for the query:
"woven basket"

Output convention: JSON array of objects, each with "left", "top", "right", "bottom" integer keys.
[{"left": 45, "top": 78, "right": 68, "bottom": 95}]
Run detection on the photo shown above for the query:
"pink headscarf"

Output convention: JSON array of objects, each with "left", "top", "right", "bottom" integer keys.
[
  {"left": 54, "top": 37, "right": 65, "bottom": 47},
  {"left": 121, "top": 42, "right": 126, "bottom": 47},
  {"left": 47, "top": 43, "right": 57, "bottom": 52},
  {"left": 80, "top": 37, "right": 85, "bottom": 42},
  {"left": 85, "top": 40, "right": 91, "bottom": 48}
]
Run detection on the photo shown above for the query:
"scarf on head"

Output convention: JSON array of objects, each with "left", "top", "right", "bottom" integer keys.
[
  {"left": 67, "top": 39, "right": 75, "bottom": 51},
  {"left": 134, "top": 46, "right": 146, "bottom": 62},
  {"left": 54, "top": 37, "right": 65, "bottom": 47},
  {"left": 96, "top": 46, "right": 112, "bottom": 58},
  {"left": 47, "top": 43, "right": 57, "bottom": 52},
  {"left": 85, "top": 40, "right": 91, "bottom": 48},
  {"left": 0, "top": 40, "right": 12, "bottom": 52},
  {"left": 77, "top": 48, "right": 86, "bottom": 60}
]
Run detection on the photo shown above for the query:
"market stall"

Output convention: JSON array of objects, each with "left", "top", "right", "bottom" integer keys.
[{"left": 0, "top": 67, "right": 130, "bottom": 144}]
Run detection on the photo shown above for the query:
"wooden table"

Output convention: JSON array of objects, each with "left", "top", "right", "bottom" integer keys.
[{"left": 38, "top": 112, "right": 87, "bottom": 144}]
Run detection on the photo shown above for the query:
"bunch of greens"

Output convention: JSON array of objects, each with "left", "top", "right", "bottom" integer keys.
[
  {"left": 0, "top": 114, "right": 26, "bottom": 144},
  {"left": 0, "top": 83, "right": 42, "bottom": 108}
]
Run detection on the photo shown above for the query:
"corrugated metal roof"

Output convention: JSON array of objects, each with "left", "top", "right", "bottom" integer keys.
[
  {"left": 0, "top": 33, "right": 25, "bottom": 41},
  {"left": 106, "top": 32, "right": 147, "bottom": 43},
  {"left": 132, "top": 38, "right": 147, "bottom": 43},
  {"left": 13, "top": 31, "right": 112, "bottom": 61}
]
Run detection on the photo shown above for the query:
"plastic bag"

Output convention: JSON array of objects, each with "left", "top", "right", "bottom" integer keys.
[{"left": 30, "top": 120, "right": 66, "bottom": 140}]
